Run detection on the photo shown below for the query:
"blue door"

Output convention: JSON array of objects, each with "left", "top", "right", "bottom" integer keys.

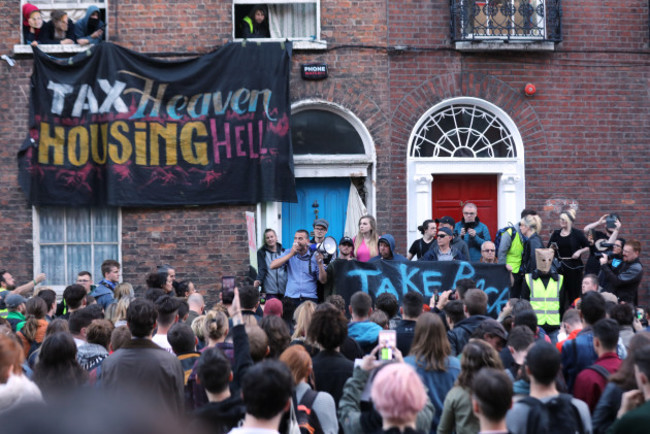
[{"left": 282, "top": 178, "right": 350, "bottom": 246}]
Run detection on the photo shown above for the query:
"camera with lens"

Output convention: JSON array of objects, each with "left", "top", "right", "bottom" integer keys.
[
  {"left": 463, "top": 221, "right": 477, "bottom": 232},
  {"left": 594, "top": 242, "right": 614, "bottom": 258}
]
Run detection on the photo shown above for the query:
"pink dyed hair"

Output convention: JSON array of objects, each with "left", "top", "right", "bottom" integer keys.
[{"left": 370, "top": 363, "right": 427, "bottom": 424}]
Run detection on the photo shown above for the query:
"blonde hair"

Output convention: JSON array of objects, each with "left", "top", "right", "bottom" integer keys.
[
  {"left": 520, "top": 214, "right": 542, "bottom": 234},
  {"left": 203, "top": 310, "right": 229, "bottom": 343},
  {"left": 113, "top": 282, "right": 134, "bottom": 301},
  {"left": 354, "top": 215, "right": 379, "bottom": 258},
  {"left": 560, "top": 209, "right": 577, "bottom": 227},
  {"left": 105, "top": 296, "right": 133, "bottom": 325},
  {"left": 191, "top": 315, "right": 207, "bottom": 341},
  {"left": 292, "top": 301, "right": 316, "bottom": 341}
]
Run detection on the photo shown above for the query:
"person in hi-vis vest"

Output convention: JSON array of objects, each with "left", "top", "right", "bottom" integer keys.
[{"left": 522, "top": 248, "right": 564, "bottom": 337}]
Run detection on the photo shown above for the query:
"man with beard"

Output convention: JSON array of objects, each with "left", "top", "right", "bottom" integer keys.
[{"left": 0, "top": 270, "right": 46, "bottom": 313}]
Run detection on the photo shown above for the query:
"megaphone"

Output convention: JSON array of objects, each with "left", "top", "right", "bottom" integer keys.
[{"left": 309, "top": 236, "right": 337, "bottom": 256}]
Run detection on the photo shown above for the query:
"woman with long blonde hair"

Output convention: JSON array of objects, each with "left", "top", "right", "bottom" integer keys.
[{"left": 353, "top": 215, "right": 378, "bottom": 262}]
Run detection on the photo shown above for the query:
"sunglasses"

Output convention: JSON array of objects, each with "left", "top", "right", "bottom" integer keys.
[{"left": 437, "top": 234, "right": 448, "bottom": 239}]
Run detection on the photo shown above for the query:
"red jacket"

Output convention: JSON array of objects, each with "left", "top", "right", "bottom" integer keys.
[
  {"left": 556, "top": 328, "right": 582, "bottom": 352},
  {"left": 573, "top": 352, "right": 622, "bottom": 412}
]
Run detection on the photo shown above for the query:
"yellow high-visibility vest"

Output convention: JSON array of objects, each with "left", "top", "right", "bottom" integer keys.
[{"left": 526, "top": 273, "right": 563, "bottom": 326}]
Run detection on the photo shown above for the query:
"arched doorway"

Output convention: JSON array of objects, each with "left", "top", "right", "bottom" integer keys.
[
  {"left": 258, "top": 100, "right": 376, "bottom": 246},
  {"left": 406, "top": 97, "right": 526, "bottom": 250}
]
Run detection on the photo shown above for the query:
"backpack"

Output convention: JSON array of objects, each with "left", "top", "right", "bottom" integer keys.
[
  {"left": 288, "top": 388, "right": 324, "bottom": 434},
  {"left": 494, "top": 225, "right": 516, "bottom": 254},
  {"left": 519, "top": 393, "right": 585, "bottom": 434},
  {"left": 586, "top": 364, "right": 611, "bottom": 381}
]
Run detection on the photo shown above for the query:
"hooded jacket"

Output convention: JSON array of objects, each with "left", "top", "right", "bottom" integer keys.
[
  {"left": 420, "top": 243, "right": 466, "bottom": 262},
  {"left": 255, "top": 242, "right": 287, "bottom": 295},
  {"left": 22, "top": 3, "right": 40, "bottom": 44},
  {"left": 77, "top": 342, "right": 109, "bottom": 371},
  {"left": 74, "top": 5, "right": 105, "bottom": 44},
  {"left": 454, "top": 217, "right": 491, "bottom": 262},
  {"left": 348, "top": 321, "right": 383, "bottom": 354},
  {"left": 91, "top": 279, "right": 116, "bottom": 311},
  {"left": 369, "top": 234, "right": 407, "bottom": 262},
  {"left": 447, "top": 314, "right": 489, "bottom": 356}
]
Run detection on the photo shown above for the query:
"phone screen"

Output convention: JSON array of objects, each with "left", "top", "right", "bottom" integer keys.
[
  {"left": 221, "top": 276, "right": 235, "bottom": 302},
  {"left": 378, "top": 330, "right": 397, "bottom": 361}
]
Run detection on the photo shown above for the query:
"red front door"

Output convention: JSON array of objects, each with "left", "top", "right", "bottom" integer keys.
[{"left": 431, "top": 175, "right": 498, "bottom": 237}]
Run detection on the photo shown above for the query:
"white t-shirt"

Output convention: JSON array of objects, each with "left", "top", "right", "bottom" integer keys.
[{"left": 151, "top": 333, "right": 174, "bottom": 354}]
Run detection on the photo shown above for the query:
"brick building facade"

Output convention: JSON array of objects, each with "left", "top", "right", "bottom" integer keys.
[{"left": 1, "top": 0, "right": 648, "bottom": 300}]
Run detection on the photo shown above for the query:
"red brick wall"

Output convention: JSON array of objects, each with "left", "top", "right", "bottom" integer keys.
[{"left": 0, "top": 0, "right": 647, "bottom": 300}]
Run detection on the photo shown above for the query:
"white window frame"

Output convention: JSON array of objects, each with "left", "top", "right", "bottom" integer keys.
[
  {"left": 232, "top": 0, "right": 326, "bottom": 50},
  {"left": 406, "top": 97, "right": 526, "bottom": 252},
  {"left": 33, "top": 206, "right": 122, "bottom": 295},
  {"left": 14, "top": 0, "right": 109, "bottom": 55}
]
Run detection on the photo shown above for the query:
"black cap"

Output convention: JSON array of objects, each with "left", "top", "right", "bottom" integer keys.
[
  {"left": 436, "top": 216, "right": 455, "bottom": 226},
  {"left": 339, "top": 236, "right": 354, "bottom": 246}
]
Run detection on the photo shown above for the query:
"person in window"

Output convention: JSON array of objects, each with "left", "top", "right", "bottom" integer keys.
[
  {"left": 39, "top": 10, "right": 76, "bottom": 45},
  {"left": 22, "top": 3, "right": 42, "bottom": 46},
  {"left": 75, "top": 5, "right": 105, "bottom": 46},
  {"left": 242, "top": 5, "right": 270, "bottom": 39}
]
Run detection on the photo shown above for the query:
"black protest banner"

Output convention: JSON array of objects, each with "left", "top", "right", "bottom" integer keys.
[
  {"left": 334, "top": 260, "right": 511, "bottom": 317},
  {"left": 18, "top": 42, "right": 297, "bottom": 207}
]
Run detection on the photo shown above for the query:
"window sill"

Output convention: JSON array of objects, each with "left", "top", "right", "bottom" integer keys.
[
  {"left": 13, "top": 44, "right": 94, "bottom": 55},
  {"left": 454, "top": 40, "right": 556, "bottom": 52},
  {"left": 234, "top": 38, "right": 327, "bottom": 50}
]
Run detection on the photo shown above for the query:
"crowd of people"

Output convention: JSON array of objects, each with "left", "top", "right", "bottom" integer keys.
[
  {"left": 0, "top": 204, "right": 646, "bottom": 434},
  {"left": 22, "top": 3, "right": 105, "bottom": 46}
]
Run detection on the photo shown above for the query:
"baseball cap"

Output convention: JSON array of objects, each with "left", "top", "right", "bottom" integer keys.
[
  {"left": 263, "top": 298, "right": 283, "bottom": 317},
  {"left": 438, "top": 227, "right": 454, "bottom": 237},
  {"left": 5, "top": 294, "right": 27, "bottom": 309},
  {"left": 436, "top": 216, "right": 456, "bottom": 226},
  {"left": 339, "top": 236, "right": 354, "bottom": 246},
  {"left": 481, "top": 319, "right": 508, "bottom": 341}
]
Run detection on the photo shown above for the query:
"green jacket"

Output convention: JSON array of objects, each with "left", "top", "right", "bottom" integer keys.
[{"left": 7, "top": 311, "right": 26, "bottom": 331}]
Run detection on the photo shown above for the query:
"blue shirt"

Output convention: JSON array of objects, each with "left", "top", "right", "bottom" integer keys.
[{"left": 281, "top": 250, "right": 319, "bottom": 299}]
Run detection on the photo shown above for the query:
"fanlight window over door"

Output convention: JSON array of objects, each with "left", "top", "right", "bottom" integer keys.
[{"left": 410, "top": 103, "right": 517, "bottom": 159}]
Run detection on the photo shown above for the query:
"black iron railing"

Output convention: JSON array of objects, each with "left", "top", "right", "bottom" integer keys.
[{"left": 450, "top": 0, "right": 562, "bottom": 42}]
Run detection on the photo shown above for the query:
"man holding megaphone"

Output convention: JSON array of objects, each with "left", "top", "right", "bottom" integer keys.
[
  {"left": 270, "top": 229, "right": 327, "bottom": 308},
  {"left": 310, "top": 219, "right": 335, "bottom": 266}
]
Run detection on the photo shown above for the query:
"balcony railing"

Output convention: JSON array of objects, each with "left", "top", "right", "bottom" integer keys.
[{"left": 450, "top": 0, "right": 562, "bottom": 42}]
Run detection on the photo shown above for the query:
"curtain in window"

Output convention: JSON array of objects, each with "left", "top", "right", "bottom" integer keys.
[
  {"left": 344, "top": 183, "right": 367, "bottom": 238},
  {"left": 39, "top": 207, "right": 118, "bottom": 286},
  {"left": 268, "top": 4, "right": 317, "bottom": 39}
]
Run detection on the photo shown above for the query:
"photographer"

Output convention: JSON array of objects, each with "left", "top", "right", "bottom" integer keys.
[
  {"left": 454, "top": 203, "right": 491, "bottom": 262},
  {"left": 584, "top": 213, "right": 622, "bottom": 275},
  {"left": 599, "top": 239, "right": 644, "bottom": 305}
]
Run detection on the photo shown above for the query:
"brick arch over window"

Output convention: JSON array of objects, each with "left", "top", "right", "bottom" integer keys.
[
  {"left": 390, "top": 72, "right": 547, "bottom": 250},
  {"left": 290, "top": 80, "right": 389, "bottom": 147},
  {"left": 288, "top": 80, "right": 389, "bottom": 220},
  {"left": 392, "top": 71, "right": 546, "bottom": 160}
]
